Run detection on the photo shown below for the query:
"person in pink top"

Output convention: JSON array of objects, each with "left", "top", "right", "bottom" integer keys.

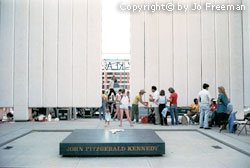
[{"left": 167, "top": 87, "right": 178, "bottom": 125}]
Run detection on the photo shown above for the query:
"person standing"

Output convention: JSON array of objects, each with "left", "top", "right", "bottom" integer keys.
[
  {"left": 198, "top": 83, "right": 211, "bottom": 129},
  {"left": 149, "top": 86, "right": 160, "bottom": 125},
  {"left": 119, "top": 89, "right": 133, "bottom": 127},
  {"left": 132, "top": 89, "right": 147, "bottom": 123},
  {"left": 156, "top": 90, "right": 168, "bottom": 126},
  {"left": 99, "top": 90, "right": 107, "bottom": 120},
  {"left": 108, "top": 76, "right": 117, "bottom": 99},
  {"left": 127, "top": 91, "right": 132, "bottom": 119},
  {"left": 113, "top": 89, "right": 122, "bottom": 120},
  {"left": 217, "top": 86, "right": 229, "bottom": 131},
  {"left": 105, "top": 105, "right": 111, "bottom": 126},
  {"left": 168, "top": 87, "right": 178, "bottom": 125}
]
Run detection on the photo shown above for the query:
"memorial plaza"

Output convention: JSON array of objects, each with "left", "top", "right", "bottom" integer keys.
[
  {"left": 0, "top": 119, "right": 250, "bottom": 168},
  {"left": 1, "top": 0, "right": 250, "bottom": 167}
]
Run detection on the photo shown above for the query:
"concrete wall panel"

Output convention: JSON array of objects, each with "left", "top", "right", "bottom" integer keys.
[
  {"left": 57, "top": 0, "right": 73, "bottom": 107},
  {"left": 87, "top": 0, "right": 101, "bottom": 107},
  {"left": 187, "top": 0, "right": 202, "bottom": 105},
  {"left": 201, "top": 0, "right": 216, "bottom": 99},
  {"left": 29, "top": 0, "right": 43, "bottom": 107},
  {"left": 158, "top": 0, "right": 173, "bottom": 97},
  {"left": 14, "top": 0, "right": 29, "bottom": 120},
  {"left": 130, "top": 0, "right": 145, "bottom": 101},
  {"left": 43, "top": 0, "right": 58, "bottom": 107},
  {"left": 0, "top": 0, "right": 14, "bottom": 107},
  {"left": 72, "top": 0, "right": 87, "bottom": 107},
  {"left": 215, "top": 0, "right": 230, "bottom": 97},
  {"left": 173, "top": 0, "right": 188, "bottom": 106}
]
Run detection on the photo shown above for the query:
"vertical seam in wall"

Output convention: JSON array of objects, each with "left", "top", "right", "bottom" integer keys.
[
  {"left": 28, "top": 0, "right": 30, "bottom": 108},
  {"left": 144, "top": 9, "right": 145, "bottom": 91},
  {"left": 71, "top": 0, "right": 73, "bottom": 107},
  {"left": 200, "top": 0, "right": 203, "bottom": 89},
  {"left": 100, "top": 0, "right": 102, "bottom": 102},
  {"left": 42, "top": 0, "right": 44, "bottom": 107},
  {"left": 157, "top": 12, "right": 159, "bottom": 89},
  {"left": 86, "top": 0, "right": 88, "bottom": 106},
  {"left": 214, "top": 0, "right": 217, "bottom": 96},
  {"left": 172, "top": 0, "right": 174, "bottom": 88},
  {"left": 13, "top": 0, "right": 16, "bottom": 108},
  {"left": 57, "top": 0, "right": 59, "bottom": 107},
  {"left": 241, "top": 0, "right": 245, "bottom": 107},
  {"left": 186, "top": 0, "right": 188, "bottom": 105},
  {"left": 228, "top": 0, "right": 231, "bottom": 99}
]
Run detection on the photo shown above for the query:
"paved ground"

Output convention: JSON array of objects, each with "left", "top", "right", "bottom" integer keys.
[{"left": 0, "top": 119, "right": 250, "bottom": 168}]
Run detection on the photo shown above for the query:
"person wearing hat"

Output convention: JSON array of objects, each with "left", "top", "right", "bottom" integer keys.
[{"left": 131, "top": 89, "right": 147, "bottom": 123}]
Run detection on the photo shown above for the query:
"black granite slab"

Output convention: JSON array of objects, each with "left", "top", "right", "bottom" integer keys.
[{"left": 60, "top": 129, "right": 165, "bottom": 156}]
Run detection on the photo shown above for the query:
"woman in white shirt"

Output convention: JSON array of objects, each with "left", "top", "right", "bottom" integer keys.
[
  {"left": 119, "top": 89, "right": 133, "bottom": 127},
  {"left": 156, "top": 90, "right": 168, "bottom": 126}
]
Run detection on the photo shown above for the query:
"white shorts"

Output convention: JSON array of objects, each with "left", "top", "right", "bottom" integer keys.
[{"left": 120, "top": 105, "right": 129, "bottom": 110}]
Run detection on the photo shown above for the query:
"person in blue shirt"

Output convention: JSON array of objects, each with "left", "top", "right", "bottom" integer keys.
[
  {"left": 217, "top": 86, "right": 228, "bottom": 131},
  {"left": 227, "top": 98, "right": 233, "bottom": 115}
]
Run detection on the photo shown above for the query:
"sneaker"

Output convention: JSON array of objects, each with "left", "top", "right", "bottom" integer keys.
[
  {"left": 204, "top": 127, "right": 211, "bottom": 129},
  {"left": 199, "top": 127, "right": 203, "bottom": 129}
]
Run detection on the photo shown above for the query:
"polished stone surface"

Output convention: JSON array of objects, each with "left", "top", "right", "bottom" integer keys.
[{"left": 60, "top": 129, "right": 165, "bottom": 156}]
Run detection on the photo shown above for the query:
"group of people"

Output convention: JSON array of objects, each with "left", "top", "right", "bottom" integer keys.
[
  {"left": 100, "top": 76, "right": 233, "bottom": 130},
  {"left": 100, "top": 88, "right": 133, "bottom": 127},
  {"left": 197, "top": 83, "right": 233, "bottom": 130},
  {"left": 187, "top": 83, "right": 233, "bottom": 130},
  {"left": 99, "top": 75, "right": 180, "bottom": 127}
]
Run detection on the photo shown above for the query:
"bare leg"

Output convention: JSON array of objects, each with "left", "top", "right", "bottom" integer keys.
[
  {"left": 125, "top": 109, "right": 133, "bottom": 127},
  {"left": 113, "top": 106, "right": 120, "bottom": 119},
  {"left": 120, "top": 108, "right": 124, "bottom": 127},
  {"left": 118, "top": 107, "right": 121, "bottom": 120},
  {"left": 111, "top": 104, "right": 114, "bottom": 115},
  {"left": 129, "top": 109, "right": 132, "bottom": 119}
]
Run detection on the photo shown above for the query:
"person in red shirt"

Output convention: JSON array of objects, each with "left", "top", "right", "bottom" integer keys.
[
  {"left": 167, "top": 87, "right": 178, "bottom": 125},
  {"left": 209, "top": 98, "right": 217, "bottom": 127},
  {"left": 210, "top": 99, "right": 217, "bottom": 112}
]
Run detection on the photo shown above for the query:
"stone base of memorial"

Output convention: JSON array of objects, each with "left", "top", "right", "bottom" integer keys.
[{"left": 60, "top": 129, "right": 165, "bottom": 156}]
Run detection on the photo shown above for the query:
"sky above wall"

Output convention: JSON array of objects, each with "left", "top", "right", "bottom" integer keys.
[{"left": 102, "top": 0, "right": 130, "bottom": 59}]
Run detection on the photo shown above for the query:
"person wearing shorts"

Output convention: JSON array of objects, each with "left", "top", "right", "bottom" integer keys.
[
  {"left": 119, "top": 89, "right": 133, "bottom": 127},
  {"left": 113, "top": 89, "right": 122, "bottom": 120}
]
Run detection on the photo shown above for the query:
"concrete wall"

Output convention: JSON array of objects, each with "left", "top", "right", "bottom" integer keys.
[
  {"left": 243, "top": 0, "right": 250, "bottom": 108},
  {"left": 131, "top": 0, "right": 246, "bottom": 115},
  {"left": 0, "top": 0, "right": 101, "bottom": 120}
]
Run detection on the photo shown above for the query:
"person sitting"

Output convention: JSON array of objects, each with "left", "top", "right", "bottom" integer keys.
[
  {"left": 187, "top": 98, "right": 200, "bottom": 123},
  {"left": 209, "top": 98, "right": 217, "bottom": 127},
  {"left": 227, "top": 98, "right": 233, "bottom": 115}
]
